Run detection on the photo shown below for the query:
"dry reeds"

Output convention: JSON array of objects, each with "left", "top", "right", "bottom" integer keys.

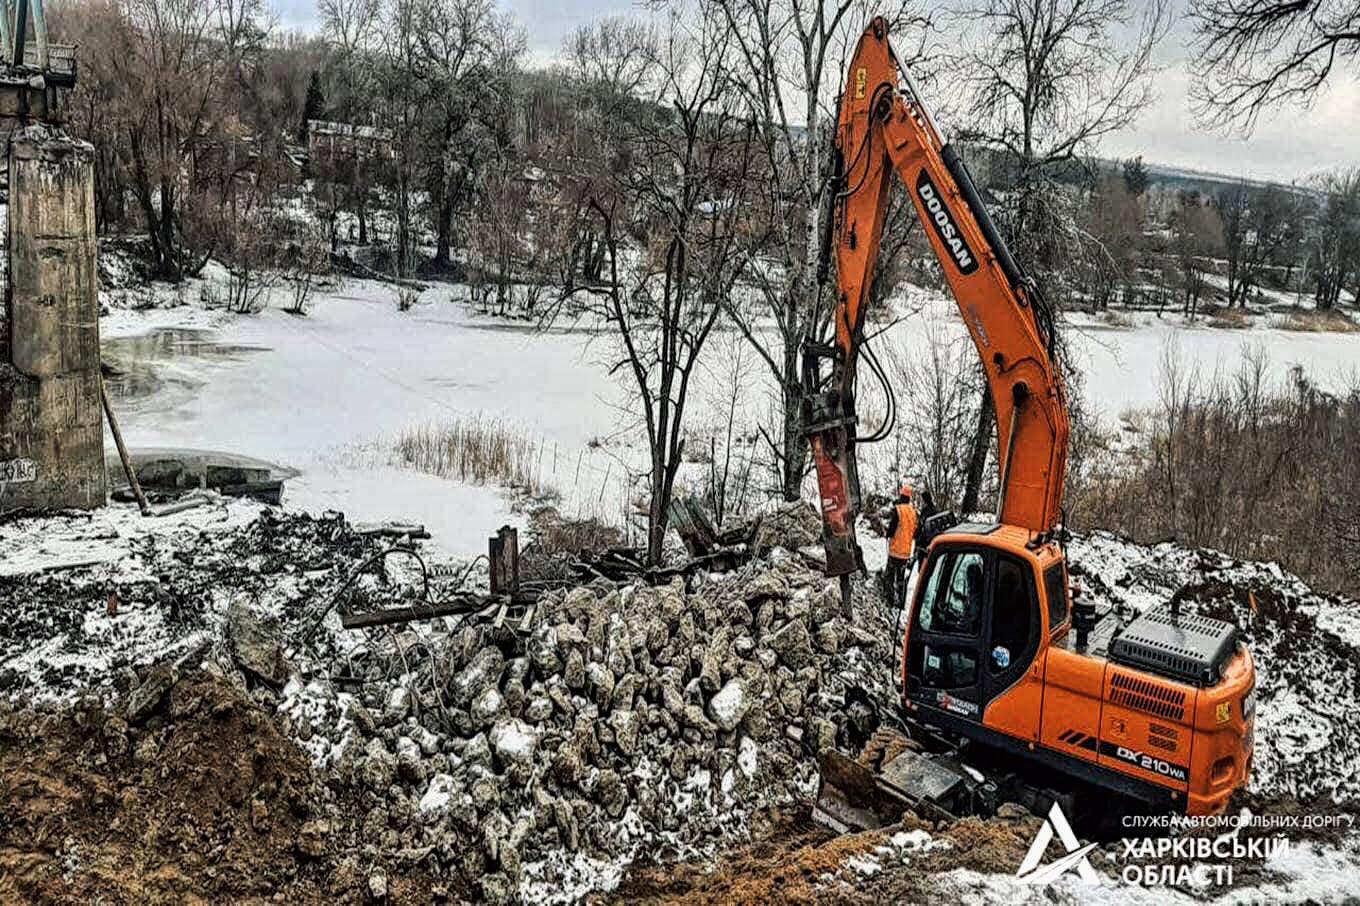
[{"left": 392, "top": 418, "right": 555, "bottom": 498}]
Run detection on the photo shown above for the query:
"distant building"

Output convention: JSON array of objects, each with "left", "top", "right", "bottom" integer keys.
[{"left": 306, "top": 120, "right": 395, "bottom": 168}]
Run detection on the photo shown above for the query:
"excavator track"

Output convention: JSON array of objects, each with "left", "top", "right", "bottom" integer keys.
[{"left": 855, "top": 726, "right": 919, "bottom": 771}]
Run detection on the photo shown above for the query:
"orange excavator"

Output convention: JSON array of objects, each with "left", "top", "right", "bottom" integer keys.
[{"left": 805, "top": 18, "right": 1255, "bottom": 825}]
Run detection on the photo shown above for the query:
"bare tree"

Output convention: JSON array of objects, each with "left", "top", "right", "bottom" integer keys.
[
  {"left": 1189, "top": 0, "right": 1360, "bottom": 129},
  {"left": 882, "top": 312, "right": 983, "bottom": 508},
  {"left": 702, "top": 331, "right": 758, "bottom": 524},
  {"left": 952, "top": 0, "right": 1168, "bottom": 511},
  {"left": 467, "top": 150, "right": 532, "bottom": 314},
  {"left": 1168, "top": 190, "right": 1223, "bottom": 320},
  {"left": 413, "top": 0, "right": 524, "bottom": 266},
  {"left": 50, "top": 0, "right": 129, "bottom": 231},
  {"left": 319, "top": 0, "right": 382, "bottom": 242},
  {"left": 564, "top": 16, "right": 656, "bottom": 100},
  {"left": 1077, "top": 170, "right": 1145, "bottom": 310},
  {"left": 710, "top": 0, "right": 932, "bottom": 502},
  {"left": 375, "top": 0, "right": 426, "bottom": 278},
  {"left": 561, "top": 7, "right": 760, "bottom": 564},
  {"left": 1311, "top": 168, "right": 1360, "bottom": 310},
  {"left": 1216, "top": 182, "right": 1299, "bottom": 307},
  {"left": 955, "top": 0, "right": 1170, "bottom": 295},
  {"left": 105, "top": 0, "right": 224, "bottom": 278},
  {"left": 319, "top": 0, "right": 380, "bottom": 116},
  {"left": 552, "top": 17, "right": 659, "bottom": 292}
]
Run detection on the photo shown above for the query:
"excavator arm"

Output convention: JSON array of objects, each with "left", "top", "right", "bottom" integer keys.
[{"left": 807, "top": 17, "right": 1071, "bottom": 581}]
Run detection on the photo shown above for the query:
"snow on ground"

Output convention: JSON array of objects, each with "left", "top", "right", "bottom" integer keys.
[
  {"left": 0, "top": 498, "right": 264, "bottom": 694},
  {"left": 0, "top": 495, "right": 261, "bottom": 578}
]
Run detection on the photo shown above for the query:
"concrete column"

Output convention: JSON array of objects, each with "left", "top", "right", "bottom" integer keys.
[{"left": 0, "top": 125, "right": 105, "bottom": 513}]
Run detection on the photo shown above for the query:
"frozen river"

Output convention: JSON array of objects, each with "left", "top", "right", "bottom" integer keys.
[{"left": 99, "top": 281, "right": 1359, "bottom": 556}]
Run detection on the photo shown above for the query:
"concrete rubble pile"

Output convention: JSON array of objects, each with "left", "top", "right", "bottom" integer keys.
[
  {"left": 281, "top": 503, "right": 900, "bottom": 902},
  {"left": 8, "top": 503, "right": 1360, "bottom": 902}
]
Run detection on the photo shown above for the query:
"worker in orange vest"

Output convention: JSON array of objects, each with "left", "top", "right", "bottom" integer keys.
[{"left": 884, "top": 483, "right": 918, "bottom": 609}]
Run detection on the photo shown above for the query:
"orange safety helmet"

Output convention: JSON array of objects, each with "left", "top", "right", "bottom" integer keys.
[{"left": 899, "top": 483, "right": 913, "bottom": 499}]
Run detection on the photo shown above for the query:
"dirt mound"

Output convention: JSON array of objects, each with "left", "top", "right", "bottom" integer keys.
[{"left": 0, "top": 671, "right": 444, "bottom": 904}]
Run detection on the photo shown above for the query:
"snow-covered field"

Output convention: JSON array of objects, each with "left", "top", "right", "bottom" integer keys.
[
  {"left": 102, "top": 281, "right": 628, "bottom": 556},
  {"left": 98, "top": 277, "right": 1360, "bottom": 559}
]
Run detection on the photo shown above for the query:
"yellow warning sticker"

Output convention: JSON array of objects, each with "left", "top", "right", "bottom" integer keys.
[
  {"left": 855, "top": 67, "right": 867, "bottom": 99},
  {"left": 1216, "top": 702, "right": 1231, "bottom": 723}
]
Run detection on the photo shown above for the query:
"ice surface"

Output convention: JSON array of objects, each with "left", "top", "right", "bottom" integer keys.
[{"left": 99, "top": 277, "right": 1360, "bottom": 562}]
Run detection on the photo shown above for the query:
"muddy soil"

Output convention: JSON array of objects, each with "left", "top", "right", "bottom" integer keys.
[
  {"left": 613, "top": 806, "right": 1039, "bottom": 905},
  {"left": 0, "top": 671, "right": 457, "bottom": 904}
]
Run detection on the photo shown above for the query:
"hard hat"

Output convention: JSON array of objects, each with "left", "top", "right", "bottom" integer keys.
[{"left": 899, "top": 483, "right": 913, "bottom": 499}]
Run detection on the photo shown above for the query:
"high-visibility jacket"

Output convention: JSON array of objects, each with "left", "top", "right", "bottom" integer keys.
[{"left": 889, "top": 502, "right": 917, "bottom": 559}]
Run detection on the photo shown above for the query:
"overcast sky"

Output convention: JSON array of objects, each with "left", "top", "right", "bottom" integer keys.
[{"left": 271, "top": 0, "right": 1359, "bottom": 184}]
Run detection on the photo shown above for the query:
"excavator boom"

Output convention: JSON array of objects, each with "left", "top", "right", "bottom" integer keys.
[{"left": 807, "top": 17, "right": 1070, "bottom": 577}]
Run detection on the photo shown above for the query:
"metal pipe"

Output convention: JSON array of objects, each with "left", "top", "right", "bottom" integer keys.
[
  {"left": 29, "top": 0, "right": 46, "bottom": 71},
  {"left": 101, "top": 377, "right": 151, "bottom": 516},
  {"left": 12, "top": 0, "right": 27, "bottom": 70},
  {"left": 0, "top": 0, "right": 13, "bottom": 66}
]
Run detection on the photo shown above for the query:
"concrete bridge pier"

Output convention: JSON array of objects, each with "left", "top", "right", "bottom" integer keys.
[{"left": 0, "top": 125, "right": 105, "bottom": 514}]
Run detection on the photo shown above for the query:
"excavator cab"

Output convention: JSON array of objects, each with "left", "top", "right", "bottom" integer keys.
[{"left": 905, "top": 528, "right": 1045, "bottom": 725}]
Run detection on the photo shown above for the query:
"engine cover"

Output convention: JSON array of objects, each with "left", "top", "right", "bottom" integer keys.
[{"left": 1108, "top": 605, "right": 1240, "bottom": 687}]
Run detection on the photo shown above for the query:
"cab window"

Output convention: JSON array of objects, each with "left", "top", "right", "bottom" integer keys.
[
  {"left": 919, "top": 550, "right": 985, "bottom": 636},
  {"left": 1044, "top": 563, "right": 1069, "bottom": 630},
  {"left": 989, "top": 557, "right": 1035, "bottom": 674},
  {"left": 921, "top": 644, "right": 977, "bottom": 690}
]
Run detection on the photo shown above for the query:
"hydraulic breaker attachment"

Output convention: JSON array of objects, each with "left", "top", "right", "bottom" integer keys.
[{"left": 803, "top": 341, "right": 862, "bottom": 582}]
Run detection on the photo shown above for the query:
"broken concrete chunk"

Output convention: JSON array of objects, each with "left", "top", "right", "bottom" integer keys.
[
  {"left": 608, "top": 709, "right": 640, "bottom": 756},
  {"left": 554, "top": 622, "right": 588, "bottom": 652},
  {"left": 226, "top": 600, "right": 289, "bottom": 687},
  {"left": 743, "top": 571, "right": 789, "bottom": 603},
  {"left": 471, "top": 686, "right": 505, "bottom": 728},
  {"left": 586, "top": 661, "right": 615, "bottom": 708},
  {"left": 814, "top": 621, "right": 843, "bottom": 654},
  {"left": 524, "top": 695, "right": 553, "bottom": 723},
  {"left": 767, "top": 619, "right": 814, "bottom": 669},
  {"left": 489, "top": 718, "right": 539, "bottom": 769},
  {"left": 529, "top": 625, "right": 562, "bottom": 674},
  {"left": 367, "top": 871, "right": 388, "bottom": 901},
  {"left": 418, "top": 773, "right": 457, "bottom": 816},
  {"left": 125, "top": 664, "right": 178, "bottom": 724},
  {"left": 552, "top": 743, "right": 584, "bottom": 785},
  {"left": 707, "top": 678, "right": 749, "bottom": 732},
  {"left": 449, "top": 647, "right": 505, "bottom": 708},
  {"left": 563, "top": 649, "right": 586, "bottom": 690},
  {"left": 462, "top": 732, "right": 492, "bottom": 768},
  {"left": 359, "top": 736, "right": 398, "bottom": 792}
]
